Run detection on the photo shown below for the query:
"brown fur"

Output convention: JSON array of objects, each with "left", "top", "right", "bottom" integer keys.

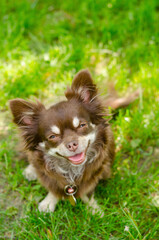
[
  {"left": 27, "top": 124, "right": 114, "bottom": 200},
  {"left": 9, "top": 69, "right": 137, "bottom": 208}
]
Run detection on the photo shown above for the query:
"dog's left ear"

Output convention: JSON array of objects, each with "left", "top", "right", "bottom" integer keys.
[
  {"left": 9, "top": 98, "right": 45, "bottom": 126},
  {"left": 65, "top": 69, "right": 98, "bottom": 103}
]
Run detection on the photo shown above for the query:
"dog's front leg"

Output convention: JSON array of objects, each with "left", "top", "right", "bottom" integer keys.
[
  {"left": 81, "top": 194, "right": 104, "bottom": 217},
  {"left": 38, "top": 192, "right": 58, "bottom": 212},
  {"left": 23, "top": 164, "right": 37, "bottom": 181}
]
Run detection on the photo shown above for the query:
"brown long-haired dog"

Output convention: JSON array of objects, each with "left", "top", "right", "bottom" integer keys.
[{"left": 9, "top": 70, "right": 139, "bottom": 216}]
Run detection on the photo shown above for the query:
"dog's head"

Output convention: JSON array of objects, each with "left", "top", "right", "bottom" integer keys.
[{"left": 10, "top": 70, "right": 107, "bottom": 166}]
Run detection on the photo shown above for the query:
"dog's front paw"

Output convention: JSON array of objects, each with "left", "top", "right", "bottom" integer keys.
[
  {"left": 38, "top": 193, "right": 58, "bottom": 213},
  {"left": 91, "top": 201, "right": 104, "bottom": 218},
  {"left": 38, "top": 199, "right": 55, "bottom": 212},
  {"left": 23, "top": 164, "right": 37, "bottom": 181},
  {"left": 81, "top": 195, "right": 104, "bottom": 218}
]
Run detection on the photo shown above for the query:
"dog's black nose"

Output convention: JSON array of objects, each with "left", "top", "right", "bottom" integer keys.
[{"left": 66, "top": 141, "right": 78, "bottom": 152}]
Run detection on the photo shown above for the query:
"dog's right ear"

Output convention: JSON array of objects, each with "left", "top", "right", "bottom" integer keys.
[
  {"left": 65, "top": 69, "right": 98, "bottom": 103},
  {"left": 65, "top": 70, "right": 106, "bottom": 124},
  {"left": 9, "top": 98, "right": 45, "bottom": 126}
]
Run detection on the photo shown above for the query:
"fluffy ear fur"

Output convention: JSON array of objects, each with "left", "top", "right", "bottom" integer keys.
[
  {"left": 65, "top": 69, "right": 98, "bottom": 103},
  {"left": 9, "top": 99, "right": 45, "bottom": 150},
  {"left": 9, "top": 98, "right": 45, "bottom": 126},
  {"left": 65, "top": 69, "right": 106, "bottom": 124}
]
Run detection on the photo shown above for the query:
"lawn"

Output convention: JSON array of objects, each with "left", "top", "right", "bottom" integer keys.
[{"left": 0, "top": 0, "right": 159, "bottom": 239}]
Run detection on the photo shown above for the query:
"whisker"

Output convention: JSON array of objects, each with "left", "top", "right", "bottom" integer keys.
[{"left": 89, "top": 93, "right": 101, "bottom": 103}]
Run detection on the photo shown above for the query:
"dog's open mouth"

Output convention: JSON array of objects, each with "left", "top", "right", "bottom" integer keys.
[
  {"left": 68, "top": 152, "right": 85, "bottom": 165},
  {"left": 56, "top": 141, "right": 90, "bottom": 166}
]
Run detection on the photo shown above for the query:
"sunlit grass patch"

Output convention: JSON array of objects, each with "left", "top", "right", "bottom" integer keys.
[{"left": 0, "top": 0, "right": 159, "bottom": 239}]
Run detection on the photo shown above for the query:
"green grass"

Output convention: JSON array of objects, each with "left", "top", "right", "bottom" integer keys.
[{"left": 0, "top": 0, "right": 159, "bottom": 239}]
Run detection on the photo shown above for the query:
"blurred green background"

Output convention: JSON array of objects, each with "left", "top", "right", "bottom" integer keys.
[
  {"left": 0, "top": 0, "right": 159, "bottom": 108},
  {"left": 0, "top": 0, "right": 159, "bottom": 239}
]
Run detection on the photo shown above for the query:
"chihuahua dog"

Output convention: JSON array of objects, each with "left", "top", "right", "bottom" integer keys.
[{"left": 9, "top": 70, "right": 138, "bottom": 215}]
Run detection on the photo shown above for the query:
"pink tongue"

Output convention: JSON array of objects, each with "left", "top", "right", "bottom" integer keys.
[{"left": 68, "top": 152, "right": 84, "bottom": 162}]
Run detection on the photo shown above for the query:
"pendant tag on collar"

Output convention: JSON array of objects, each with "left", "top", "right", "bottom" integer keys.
[
  {"left": 64, "top": 185, "right": 77, "bottom": 206},
  {"left": 68, "top": 195, "right": 76, "bottom": 206}
]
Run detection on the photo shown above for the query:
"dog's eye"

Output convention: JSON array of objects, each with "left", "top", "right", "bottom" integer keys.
[
  {"left": 48, "top": 134, "right": 57, "bottom": 140},
  {"left": 79, "top": 123, "right": 87, "bottom": 128}
]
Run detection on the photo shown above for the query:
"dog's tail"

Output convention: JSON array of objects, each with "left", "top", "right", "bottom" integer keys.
[{"left": 103, "top": 83, "right": 140, "bottom": 110}]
